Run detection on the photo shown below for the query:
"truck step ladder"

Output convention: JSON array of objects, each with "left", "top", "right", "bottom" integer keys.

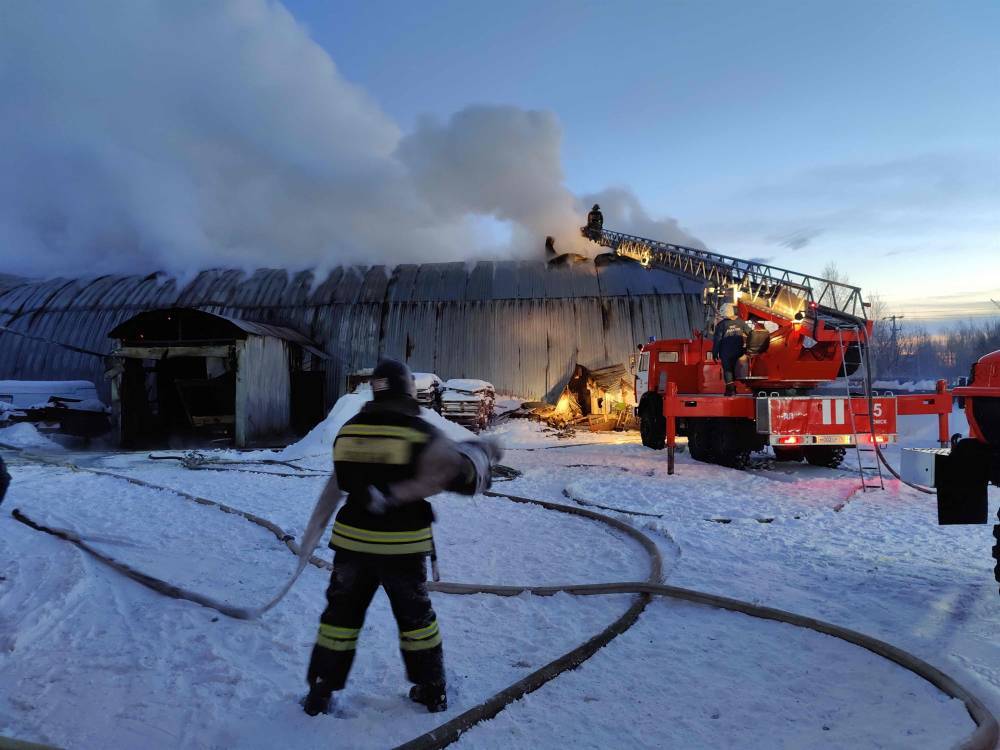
[{"left": 837, "top": 327, "right": 885, "bottom": 491}]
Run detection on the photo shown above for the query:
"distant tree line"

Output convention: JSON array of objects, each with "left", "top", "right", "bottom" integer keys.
[
  {"left": 820, "top": 262, "right": 1000, "bottom": 382},
  {"left": 874, "top": 319, "right": 1000, "bottom": 382}
]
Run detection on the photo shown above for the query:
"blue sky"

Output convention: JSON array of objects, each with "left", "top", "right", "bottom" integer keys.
[{"left": 286, "top": 0, "right": 999, "bottom": 329}]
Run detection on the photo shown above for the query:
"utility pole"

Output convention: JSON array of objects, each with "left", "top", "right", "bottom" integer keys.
[{"left": 881, "top": 314, "right": 905, "bottom": 371}]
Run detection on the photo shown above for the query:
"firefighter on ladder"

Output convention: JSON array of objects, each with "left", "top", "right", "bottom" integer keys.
[
  {"left": 585, "top": 203, "right": 604, "bottom": 240},
  {"left": 303, "top": 359, "right": 501, "bottom": 716}
]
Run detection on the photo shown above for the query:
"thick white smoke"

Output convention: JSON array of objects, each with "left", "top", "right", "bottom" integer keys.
[{"left": 0, "top": 1, "right": 697, "bottom": 278}]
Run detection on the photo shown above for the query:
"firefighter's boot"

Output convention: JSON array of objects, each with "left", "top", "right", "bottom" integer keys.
[
  {"left": 302, "top": 680, "right": 336, "bottom": 716},
  {"left": 409, "top": 682, "right": 448, "bottom": 713}
]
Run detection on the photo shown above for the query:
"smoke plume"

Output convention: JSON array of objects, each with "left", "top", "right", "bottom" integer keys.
[{"left": 0, "top": 1, "right": 697, "bottom": 278}]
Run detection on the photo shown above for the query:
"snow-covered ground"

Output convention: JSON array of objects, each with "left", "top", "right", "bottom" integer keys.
[{"left": 1, "top": 406, "right": 997, "bottom": 749}]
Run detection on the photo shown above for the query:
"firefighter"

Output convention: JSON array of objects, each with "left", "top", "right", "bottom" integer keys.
[
  {"left": 586, "top": 203, "right": 604, "bottom": 238},
  {"left": 303, "top": 358, "right": 501, "bottom": 717},
  {"left": 712, "top": 304, "right": 751, "bottom": 396}
]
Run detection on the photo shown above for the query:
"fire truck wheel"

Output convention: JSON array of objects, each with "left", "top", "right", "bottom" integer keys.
[
  {"left": 772, "top": 447, "right": 804, "bottom": 462},
  {"left": 804, "top": 446, "right": 847, "bottom": 468},
  {"left": 712, "top": 420, "right": 752, "bottom": 470},
  {"left": 640, "top": 414, "right": 666, "bottom": 450},
  {"left": 638, "top": 394, "right": 665, "bottom": 450},
  {"left": 687, "top": 421, "right": 715, "bottom": 463}
]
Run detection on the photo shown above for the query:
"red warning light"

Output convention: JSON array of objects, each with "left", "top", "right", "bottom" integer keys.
[{"left": 777, "top": 436, "right": 803, "bottom": 445}]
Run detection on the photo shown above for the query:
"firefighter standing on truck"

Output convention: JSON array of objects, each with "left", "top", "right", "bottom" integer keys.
[
  {"left": 303, "top": 359, "right": 500, "bottom": 716},
  {"left": 712, "top": 304, "right": 751, "bottom": 396}
]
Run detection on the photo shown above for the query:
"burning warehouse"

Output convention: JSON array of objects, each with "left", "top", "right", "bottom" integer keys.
[{"left": 0, "top": 259, "right": 701, "bottom": 445}]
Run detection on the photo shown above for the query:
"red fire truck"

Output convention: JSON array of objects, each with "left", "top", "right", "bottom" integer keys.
[{"left": 583, "top": 228, "right": 952, "bottom": 489}]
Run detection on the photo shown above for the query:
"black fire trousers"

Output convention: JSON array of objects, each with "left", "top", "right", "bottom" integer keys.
[
  {"left": 307, "top": 551, "right": 444, "bottom": 692},
  {"left": 720, "top": 354, "right": 739, "bottom": 390}
]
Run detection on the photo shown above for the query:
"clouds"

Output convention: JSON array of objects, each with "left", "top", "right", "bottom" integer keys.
[{"left": 0, "top": 1, "right": 692, "bottom": 278}]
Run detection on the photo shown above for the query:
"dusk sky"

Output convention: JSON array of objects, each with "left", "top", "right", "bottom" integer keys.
[
  {"left": 287, "top": 0, "right": 1000, "bottom": 329},
  {"left": 2, "top": 2, "right": 997, "bottom": 330}
]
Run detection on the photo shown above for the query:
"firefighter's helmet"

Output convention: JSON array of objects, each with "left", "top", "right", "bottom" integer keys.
[{"left": 370, "top": 359, "right": 417, "bottom": 401}]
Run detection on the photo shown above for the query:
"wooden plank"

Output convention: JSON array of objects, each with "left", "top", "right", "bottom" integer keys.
[{"left": 113, "top": 345, "right": 233, "bottom": 359}]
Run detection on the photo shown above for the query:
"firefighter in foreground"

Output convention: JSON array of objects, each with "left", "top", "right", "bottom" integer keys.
[
  {"left": 303, "top": 359, "right": 501, "bottom": 716},
  {"left": 712, "top": 304, "right": 751, "bottom": 396}
]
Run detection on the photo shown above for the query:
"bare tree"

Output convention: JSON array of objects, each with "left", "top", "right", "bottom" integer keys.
[{"left": 820, "top": 262, "right": 850, "bottom": 310}]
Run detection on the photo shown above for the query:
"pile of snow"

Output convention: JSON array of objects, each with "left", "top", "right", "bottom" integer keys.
[
  {"left": 0, "top": 380, "right": 100, "bottom": 408},
  {"left": 278, "top": 392, "right": 476, "bottom": 461},
  {"left": 0, "top": 422, "right": 64, "bottom": 451}
]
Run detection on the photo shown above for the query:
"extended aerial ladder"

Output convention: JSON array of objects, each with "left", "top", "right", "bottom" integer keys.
[{"left": 589, "top": 228, "right": 868, "bottom": 325}]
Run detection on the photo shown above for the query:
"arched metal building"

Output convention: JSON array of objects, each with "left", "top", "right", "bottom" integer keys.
[{"left": 0, "top": 259, "right": 702, "bottom": 406}]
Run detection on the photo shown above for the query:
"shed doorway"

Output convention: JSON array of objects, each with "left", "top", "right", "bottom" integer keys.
[{"left": 108, "top": 308, "right": 327, "bottom": 449}]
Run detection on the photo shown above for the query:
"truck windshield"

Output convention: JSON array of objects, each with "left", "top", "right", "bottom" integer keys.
[{"left": 638, "top": 352, "right": 649, "bottom": 372}]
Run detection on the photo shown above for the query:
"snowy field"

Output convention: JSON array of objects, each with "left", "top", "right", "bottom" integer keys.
[{"left": 1, "top": 407, "right": 997, "bottom": 749}]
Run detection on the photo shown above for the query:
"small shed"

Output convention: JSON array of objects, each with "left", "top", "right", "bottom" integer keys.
[
  {"left": 559, "top": 363, "right": 637, "bottom": 431},
  {"left": 107, "top": 308, "right": 327, "bottom": 448}
]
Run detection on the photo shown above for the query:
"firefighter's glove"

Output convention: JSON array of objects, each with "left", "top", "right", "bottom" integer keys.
[{"left": 449, "top": 441, "right": 495, "bottom": 496}]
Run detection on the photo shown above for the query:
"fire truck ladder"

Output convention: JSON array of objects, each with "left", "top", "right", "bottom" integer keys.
[
  {"left": 836, "top": 327, "right": 885, "bottom": 492},
  {"left": 592, "top": 228, "right": 868, "bottom": 322}
]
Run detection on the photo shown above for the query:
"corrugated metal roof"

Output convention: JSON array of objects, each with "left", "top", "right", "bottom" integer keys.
[{"left": 0, "top": 259, "right": 702, "bottom": 405}]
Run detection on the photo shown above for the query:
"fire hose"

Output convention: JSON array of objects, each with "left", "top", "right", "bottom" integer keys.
[{"left": 6, "top": 455, "right": 998, "bottom": 750}]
